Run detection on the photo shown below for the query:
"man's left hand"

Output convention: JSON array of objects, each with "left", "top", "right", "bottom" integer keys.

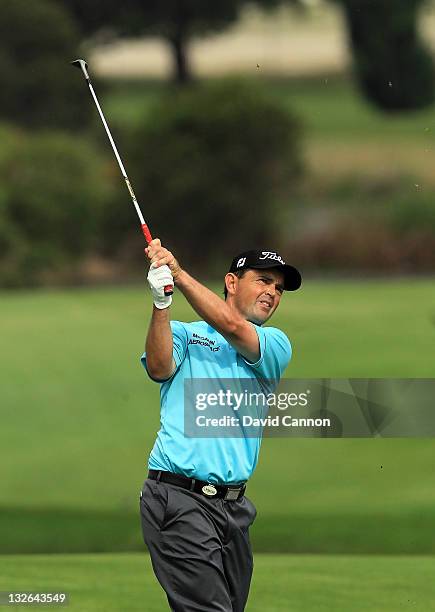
[{"left": 147, "top": 263, "right": 174, "bottom": 309}]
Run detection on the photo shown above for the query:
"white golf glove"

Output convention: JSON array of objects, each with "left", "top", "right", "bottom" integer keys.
[{"left": 147, "top": 263, "right": 173, "bottom": 309}]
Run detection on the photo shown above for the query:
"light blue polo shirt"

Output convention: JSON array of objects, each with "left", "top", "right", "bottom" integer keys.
[{"left": 140, "top": 320, "right": 291, "bottom": 484}]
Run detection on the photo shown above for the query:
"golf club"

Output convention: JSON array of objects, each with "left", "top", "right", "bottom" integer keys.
[{"left": 71, "top": 58, "right": 173, "bottom": 296}]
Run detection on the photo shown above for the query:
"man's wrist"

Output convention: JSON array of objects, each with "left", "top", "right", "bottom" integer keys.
[
  {"left": 152, "top": 304, "right": 170, "bottom": 315},
  {"left": 152, "top": 294, "right": 172, "bottom": 310},
  {"left": 174, "top": 268, "right": 187, "bottom": 286}
]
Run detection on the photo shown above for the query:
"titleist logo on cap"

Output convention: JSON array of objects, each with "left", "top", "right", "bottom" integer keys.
[
  {"left": 228, "top": 248, "right": 301, "bottom": 291},
  {"left": 259, "top": 251, "right": 286, "bottom": 265}
]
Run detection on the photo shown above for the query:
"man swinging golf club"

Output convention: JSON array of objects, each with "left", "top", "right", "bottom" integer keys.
[
  {"left": 139, "top": 239, "right": 301, "bottom": 611},
  {"left": 71, "top": 56, "right": 301, "bottom": 611}
]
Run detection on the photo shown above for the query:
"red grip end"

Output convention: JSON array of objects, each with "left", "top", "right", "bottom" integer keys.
[
  {"left": 142, "top": 222, "right": 173, "bottom": 296},
  {"left": 141, "top": 223, "right": 153, "bottom": 244}
]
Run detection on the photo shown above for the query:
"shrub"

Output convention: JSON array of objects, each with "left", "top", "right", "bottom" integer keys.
[
  {"left": 285, "top": 172, "right": 435, "bottom": 272},
  {"left": 122, "top": 79, "right": 303, "bottom": 273},
  {"left": 0, "top": 125, "right": 114, "bottom": 286}
]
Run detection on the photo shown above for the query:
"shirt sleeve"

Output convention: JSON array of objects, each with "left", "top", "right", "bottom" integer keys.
[
  {"left": 140, "top": 320, "right": 189, "bottom": 382},
  {"left": 242, "top": 326, "right": 292, "bottom": 380}
]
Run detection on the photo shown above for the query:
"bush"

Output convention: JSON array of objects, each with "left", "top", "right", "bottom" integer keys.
[
  {"left": 0, "top": 125, "right": 114, "bottom": 286},
  {"left": 122, "top": 79, "right": 303, "bottom": 273},
  {"left": 0, "top": 0, "right": 91, "bottom": 129},
  {"left": 284, "top": 172, "right": 435, "bottom": 272},
  {"left": 318, "top": 173, "right": 435, "bottom": 234}
]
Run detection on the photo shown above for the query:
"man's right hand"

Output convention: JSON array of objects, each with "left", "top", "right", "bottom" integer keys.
[
  {"left": 145, "top": 239, "right": 181, "bottom": 280},
  {"left": 147, "top": 263, "right": 174, "bottom": 309}
]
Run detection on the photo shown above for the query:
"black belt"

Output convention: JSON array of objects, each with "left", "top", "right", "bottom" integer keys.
[{"left": 148, "top": 470, "right": 246, "bottom": 501}]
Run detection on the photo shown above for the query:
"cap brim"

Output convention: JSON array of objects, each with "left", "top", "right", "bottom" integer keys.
[
  {"left": 250, "top": 262, "right": 302, "bottom": 291},
  {"left": 282, "top": 265, "right": 302, "bottom": 291}
]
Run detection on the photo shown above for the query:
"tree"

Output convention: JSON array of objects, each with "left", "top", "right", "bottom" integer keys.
[
  {"left": 64, "top": 0, "right": 434, "bottom": 109},
  {"left": 0, "top": 0, "right": 90, "bottom": 129},
  {"left": 333, "top": 0, "right": 435, "bottom": 111},
  {"left": 64, "top": 0, "right": 246, "bottom": 83},
  {"left": 254, "top": 0, "right": 434, "bottom": 111}
]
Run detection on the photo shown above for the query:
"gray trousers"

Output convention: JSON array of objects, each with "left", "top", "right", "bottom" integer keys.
[{"left": 139, "top": 478, "right": 257, "bottom": 612}]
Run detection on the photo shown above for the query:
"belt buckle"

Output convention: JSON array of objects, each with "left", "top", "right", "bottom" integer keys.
[
  {"left": 202, "top": 484, "right": 218, "bottom": 497},
  {"left": 224, "top": 486, "right": 242, "bottom": 501}
]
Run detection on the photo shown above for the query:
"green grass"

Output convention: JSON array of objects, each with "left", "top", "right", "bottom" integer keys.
[
  {"left": 271, "top": 76, "right": 435, "bottom": 142},
  {"left": 2, "top": 552, "right": 435, "bottom": 611},
  {"left": 1, "top": 281, "right": 435, "bottom": 553}
]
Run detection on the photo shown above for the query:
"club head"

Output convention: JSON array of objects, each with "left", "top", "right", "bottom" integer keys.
[{"left": 70, "top": 59, "right": 90, "bottom": 80}]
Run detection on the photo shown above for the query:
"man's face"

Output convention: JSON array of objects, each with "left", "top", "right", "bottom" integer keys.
[{"left": 230, "top": 268, "right": 285, "bottom": 325}]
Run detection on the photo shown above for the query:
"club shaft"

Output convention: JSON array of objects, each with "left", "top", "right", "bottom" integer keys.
[
  {"left": 87, "top": 80, "right": 146, "bottom": 227},
  {"left": 72, "top": 59, "right": 173, "bottom": 296}
]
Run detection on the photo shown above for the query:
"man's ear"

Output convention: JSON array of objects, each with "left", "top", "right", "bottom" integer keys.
[{"left": 225, "top": 273, "right": 238, "bottom": 297}]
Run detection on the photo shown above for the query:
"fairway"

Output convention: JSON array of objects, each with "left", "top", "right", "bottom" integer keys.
[
  {"left": 1, "top": 280, "right": 435, "bottom": 555},
  {"left": 2, "top": 552, "right": 435, "bottom": 611}
]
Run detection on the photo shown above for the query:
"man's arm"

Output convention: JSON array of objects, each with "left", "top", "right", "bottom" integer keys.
[
  {"left": 145, "top": 306, "right": 177, "bottom": 381},
  {"left": 145, "top": 240, "right": 260, "bottom": 363},
  {"left": 175, "top": 270, "right": 260, "bottom": 362}
]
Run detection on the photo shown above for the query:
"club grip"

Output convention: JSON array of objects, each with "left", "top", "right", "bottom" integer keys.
[{"left": 142, "top": 223, "right": 174, "bottom": 296}]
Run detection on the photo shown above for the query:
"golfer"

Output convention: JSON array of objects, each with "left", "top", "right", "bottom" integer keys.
[{"left": 139, "top": 239, "right": 301, "bottom": 612}]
